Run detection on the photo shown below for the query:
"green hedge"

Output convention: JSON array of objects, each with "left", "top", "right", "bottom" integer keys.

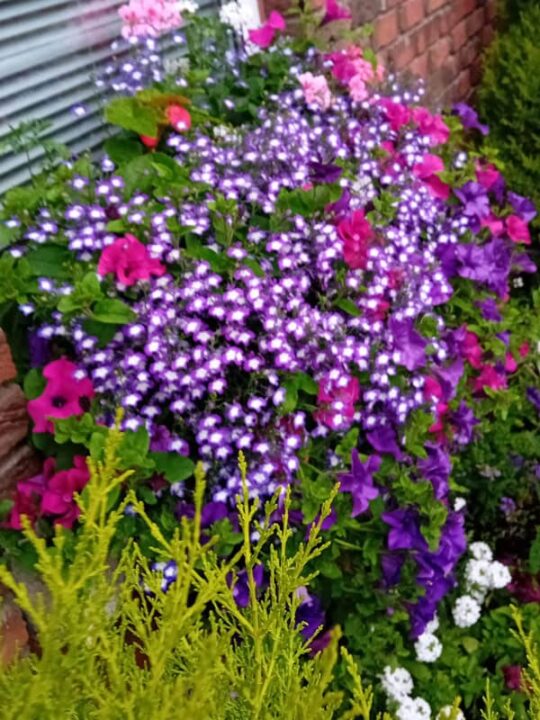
[{"left": 478, "top": 1, "right": 540, "bottom": 218}]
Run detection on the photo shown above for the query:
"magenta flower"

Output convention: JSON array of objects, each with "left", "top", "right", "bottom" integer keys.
[
  {"left": 316, "top": 375, "right": 360, "bottom": 430},
  {"left": 506, "top": 215, "right": 531, "bottom": 245},
  {"left": 461, "top": 330, "right": 483, "bottom": 369},
  {"left": 248, "top": 11, "right": 285, "bottom": 48},
  {"left": 379, "top": 99, "right": 411, "bottom": 132},
  {"left": 338, "top": 450, "right": 381, "bottom": 517},
  {"left": 98, "top": 234, "right": 166, "bottom": 286},
  {"left": 7, "top": 463, "right": 50, "bottom": 530},
  {"left": 323, "top": 0, "right": 352, "bottom": 23},
  {"left": 473, "top": 364, "right": 508, "bottom": 394},
  {"left": 27, "top": 358, "right": 95, "bottom": 434},
  {"left": 337, "top": 210, "right": 374, "bottom": 269},
  {"left": 40, "top": 456, "right": 90, "bottom": 529},
  {"left": 476, "top": 162, "right": 501, "bottom": 190},
  {"left": 412, "top": 107, "right": 450, "bottom": 145},
  {"left": 413, "top": 154, "right": 449, "bottom": 200}
]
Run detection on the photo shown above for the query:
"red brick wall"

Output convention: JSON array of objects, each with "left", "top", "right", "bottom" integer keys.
[{"left": 262, "top": 0, "right": 496, "bottom": 105}]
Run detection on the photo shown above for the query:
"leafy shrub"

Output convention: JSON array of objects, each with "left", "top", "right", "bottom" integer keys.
[
  {"left": 0, "top": 418, "right": 381, "bottom": 720},
  {"left": 478, "top": 2, "right": 540, "bottom": 225}
]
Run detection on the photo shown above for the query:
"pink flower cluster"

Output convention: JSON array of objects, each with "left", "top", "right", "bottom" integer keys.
[
  {"left": 298, "top": 72, "right": 332, "bottom": 110},
  {"left": 316, "top": 375, "right": 360, "bottom": 430},
  {"left": 337, "top": 210, "right": 374, "bottom": 270},
  {"left": 98, "top": 234, "right": 166, "bottom": 286},
  {"left": 248, "top": 11, "right": 286, "bottom": 49},
  {"left": 119, "top": 0, "right": 183, "bottom": 39},
  {"left": 8, "top": 456, "right": 89, "bottom": 530},
  {"left": 28, "top": 358, "right": 94, "bottom": 434},
  {"left": 328, "top": 46, "right": 384, "bottom": 103}
]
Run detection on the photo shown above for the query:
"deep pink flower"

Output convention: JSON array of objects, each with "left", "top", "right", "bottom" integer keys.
[
  {"left": 316, "top": 375, "right": 360, "bottom": 430},
  {"left": 503, "top": 665, "right": 523, "bottom": 692},
  {"left": 424, "top": 376, "right": 444, "bottom": 401},
  {"left": 323, "top": 0, "right": 352, "bottom": 23},
  {"left": 506, "top": 215, "right": 531, "bottom": 245},
  {"left": 98, "top": 233, "right": 166, "bottom": 285},
  {"left": 413, "top": 154, "right": 450, "bottom": 199},
  {"left": 7, "top": 462, "right": 51, "bottom": 530},
  {"left": 481, "top": 214, "right": 505, "bottom": 236},
  {"left": 505, "top": 353, "right": 518, "bottom": 373},
  {"left": 476, "top": 162, "right": 501, "bottom": 190},
  {"left": 519, "top": 342, "right": 530, "bottom": 358},
  {"left": 298, "top": 73, "right": 332, "bottom": 110},
  {"left": 337, "top": 210, "right": 374, "bottom": 269},
  {"left": 248, "top": 11, "right": 285, "bottom": 48},
  {"left": 412, "top": 107, "right": 450, "bottom": 145},
  {"left": 461, "top": 331, "right": 483, "bottom": 369},
  {"left": 473, "top": 364, "right": 508, "bottom": 394},
  {"left": 40, "top": 456, "right": 90, "bottom": 529},
  {"left": 140, "top": 135, "right": 158, "bottom": 148},
  {"left": 379, "top": 99, "right": 411, "bottom": 132},
  {"left": 27, "top": 358, "right": 95, "bottom": 434},
  {"left": 166, "top": 104, "right": 191, "bottom": 132}
]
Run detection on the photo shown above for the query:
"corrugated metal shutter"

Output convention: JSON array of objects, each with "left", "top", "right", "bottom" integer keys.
[{"left": 0, "top": 0, "right": 221, "bottom": 195}]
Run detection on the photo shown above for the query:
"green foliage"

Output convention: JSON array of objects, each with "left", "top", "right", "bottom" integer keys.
[
  {"left": 478, "top": 2, "right": 540, "bottom": 221},
  {"left": 0, "top": 419, "right": 385, "bottom": 720}
]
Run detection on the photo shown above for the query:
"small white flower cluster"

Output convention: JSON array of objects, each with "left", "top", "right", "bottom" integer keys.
[
  {"left": 452, "top": 541, "right": 512, "bottom": 628},
  {"left": 219, "top": 0, "right": 260, "bottom": 40},
  {"left": 414, "top": 616, "right": 443, "bottom": 663},
  {"left": 381, "top": 666, "right": 431, "bottom": 719},
  {"left": 175, "top": 0, "right": 198, "bottom": 12},
  {"left": 436, "top": 706, "right": 465, "bottom": 720}
]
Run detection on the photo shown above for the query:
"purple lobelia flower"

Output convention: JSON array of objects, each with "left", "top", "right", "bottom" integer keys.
[
  {"left": 508, "top": 191, "right": 537, "bottom": 223},
  {"left": 382, "top": 508, "right": 428, "bottom": 552},
  {"left": 338, "top": 450, "right": 381, "bottom": 517},
  {"left": 452, "top": 103, "right": 489, "bottom": 135},
  {"left": 418, "top": 444, "right": 451, "bottom": 499},
  {"left": 451, "top": 402, "right": 478, "bottom": 445},
  {"left": 389, "top": 316, "right": 427, "bottom": 371},
  {"left": 454, "top": 182, "right": 491, "bottom": 219}
]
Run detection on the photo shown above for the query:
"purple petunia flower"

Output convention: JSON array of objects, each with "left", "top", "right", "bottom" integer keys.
[
  {"left": 454, "top": 182, "right": 491, "bottom": 219},
  {"left": 308, "top": 160, "right": 343, "bottom": 184},
  {"left": 508, "top": 191, "right": 537, "bottom": 223},
  {"left": 477, "top": 298, "right": 502, "bottom": 322},
  {"left": 527, "top": 387, "right": 540, "bottom": 414},
  {"left": 231, "top": 564, "right": 265, "bottom": 608},
  {"left": 367, "top": 426, "right": 404, "bottom": 461},
  {"left": 338, "top": 450, "right": 381, "bottom": 517},
  {"left": 452, "top": 103, "right": 489, "bottom": 135},
  {"left": 389, "top": 316, "right": 427, "bottom": 371},
  {"left": 451, "top": 402, "right": 478, "bottom": 445},
  {"left": 418, "top": 444, "right": 451, "bottom": 500},
  {"left": 381, "top": 553, "right": 405, "bottom": 587},
  {"left": 382, "top": 508, "right": 428, "bottom": 552},
  {"left": 456, "top": 238, "right": 512, "bottom": 297}
]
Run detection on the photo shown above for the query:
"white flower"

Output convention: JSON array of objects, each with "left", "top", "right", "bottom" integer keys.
[
  {"left": 396, "top": 696, "right": 432, "bottom": 720},
  {"left": 465, "top": 559, "right": 493, "bottom": 589},
  {"left": 414, "top": 632, "right": 443, "bottom": 663},
  {"left": 468, "top": 586, "right": 487, "bottom": 605},
  {"left": 436, "top": 706, "right": 465, "bottom": 720},
  {"left": 489, "top": 561, "right": 512, "bottom": 589},
  {"left": 469, "top": 542, "right": 493, "bottom": 562},
  {"left": 452, "top": 595, "right": 482, "bottom": 628},
  {"left": 219, "top": 0, "right": 259, "bottom": 38},
  {"left": 176, "top": 0, "right": 198, "bottom": 12},
  {"left": 453, "top": 497, "right": 467, "bottom": 512},
  {"left": 426, "top": 615, "right": 440, "bottom": 634},
  {"left": 381, "top": 666, "right": 414, "bottom": 702}
]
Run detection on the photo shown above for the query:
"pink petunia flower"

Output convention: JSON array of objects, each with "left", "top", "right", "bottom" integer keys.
[
  {"left": 506, "top": 215, "right": 531, "bottom": 244},
  {"left": 348, "top": 74, "right": 368, "bottom": 102},
  {"left": 413, "top": 154, "right": 450, "bottom": 200},
  {"left": 40, "top": 456, "right": 90, "bottom": 529},
  {"left": 248, "top": 11, "right": 285, "bottom": 48},
  {"left": 316, "top": 375, "right": 360, "bottom": 430},
  {"left": 379, "top": 99, "right": 411, "bottom": 132},
  {"left": 7, "top": 463, "right": 50, "bottom": 530},
  {"left": 298, "top": 73, "right": 332, "bottom": 110},
  {"left": 461, "top": 330, "right": 483, "bottom": 369},
  {"left": 481, "top": 214, "right": 505, "bottom": 237},
  {"left": 337, "top": 210, "right": 374, "bottom": 270},
  {"left": 323, "top": 0, "right": 352, "bottom": 23},
  {"left": 119, "top": 0, "right": 183, "bottom": 39},
  {"left": 412, "top": 107, "right": 450, "bottom": 145},
  {"left": 27, "top": 358, "right": 95, "bottom": 434},
  {"left": 98, "top": 233, "right": 166, "bottom": 286},
  {"left": 476, "top": 162, "right": 501, "bottom": 190},
  {"left": 140, "top": 135, "right": 159, "bottom": 149},
  {"left": 166, "top": 104, "right": 192, "bottom": 132},
  {"left": 473, "top": 364, "right": 508, "bottom": 394}
]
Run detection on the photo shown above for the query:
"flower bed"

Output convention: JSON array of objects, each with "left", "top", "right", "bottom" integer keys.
[{"left": 1, "top": 1, "right": 540, "bottom": 717}]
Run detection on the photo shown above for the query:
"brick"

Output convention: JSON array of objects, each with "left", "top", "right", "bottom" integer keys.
[
  {"left": 0, "top": 385, "right": 28, "bottom": 461},
  {"left": 451, "top": 19, "right": 468, "bottom": 52},
  {"left": 428, "top": 36, "right": 452, "bottom": 73},
  {"left": 451, "top": 0, "right": 476, "bottom": 26},
  {"left": 374, "top": 10, "right": 399, "bottom": 48},
  {"left": 486, "top": 0, "right": 496, "bottom": 22},
  {"left": 0, "top": 331, "right": 16, "bottom": 386},
  {"left": 466, "top": 6, "right": 485, "bottom": 36},
  {"left": 425, "top": 0, "right": 447, "bottom": 13},
  {"left": 459, "top": 35, "right": 481, "bottom": 70},
  {"left": 456, "top": 68, "right": 472, "bottom": 99},
  {"left": 410, "top": 51, "right": 429, "bottom": 78},
  {"left": 0, "top": 598, "right": 28, "bottom": 667},
  {"left": 410, "top": 15, "right": 440, "bottom": 54},
  {"left": 398, "top": 0, "right": 425, "bottom": 31},
  {"left": 388, "top": 38, "right": 416, "bottom": 71},
  {"left": 481, "top": 23, "right": 495, "bottom": 46}
]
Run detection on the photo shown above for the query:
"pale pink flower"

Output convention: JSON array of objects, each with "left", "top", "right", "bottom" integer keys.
[
  {"left": 119, "top": 0, "right": 183, "bottom": 39},
  {"left": 348, "top": 74, "right": 368, "bottom": 102},
  {"left": 298, "top": 73, "right": 332, "bottom": 110}
]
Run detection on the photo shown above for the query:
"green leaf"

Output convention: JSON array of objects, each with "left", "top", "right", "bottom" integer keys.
[
  {"left": 242, "top": 257, "right": 266, "bottom": 278},
  {"left": 276, "top": 184, "right": 342, "bottom": 217},
  {"left": 150, "top": 452, "right": 195, "bottom": 483},
  {"left": 0, "top": 499, "right": 14, "bottom": 519},
  {"left": 91, "top": 299, "right": 137, "bottom": 325},
  {"left": 118, "top": 427, "right": 150, "bottom": 469},
  {"left": 23, "top": 368, "right": 45, "bottom": 400},
  {"left": 105, "top": 98, "right": 161, "bottom": 137},
  {"left": 529, "top": 527, "right": 540, "bottom": 573},
  {"left": 335, "top": 298, "right": 361, "bottom": 317},
  {"left": 104, "top": 136, "right": 144, "bottom": 166},
  {"left": 26, "top": 244, "right": 72, "bottom": 279}
]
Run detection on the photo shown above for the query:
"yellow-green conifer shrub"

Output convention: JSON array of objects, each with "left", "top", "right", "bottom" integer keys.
[{"left": 0, "top": 420, "right": 389, "bottom": 720}]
